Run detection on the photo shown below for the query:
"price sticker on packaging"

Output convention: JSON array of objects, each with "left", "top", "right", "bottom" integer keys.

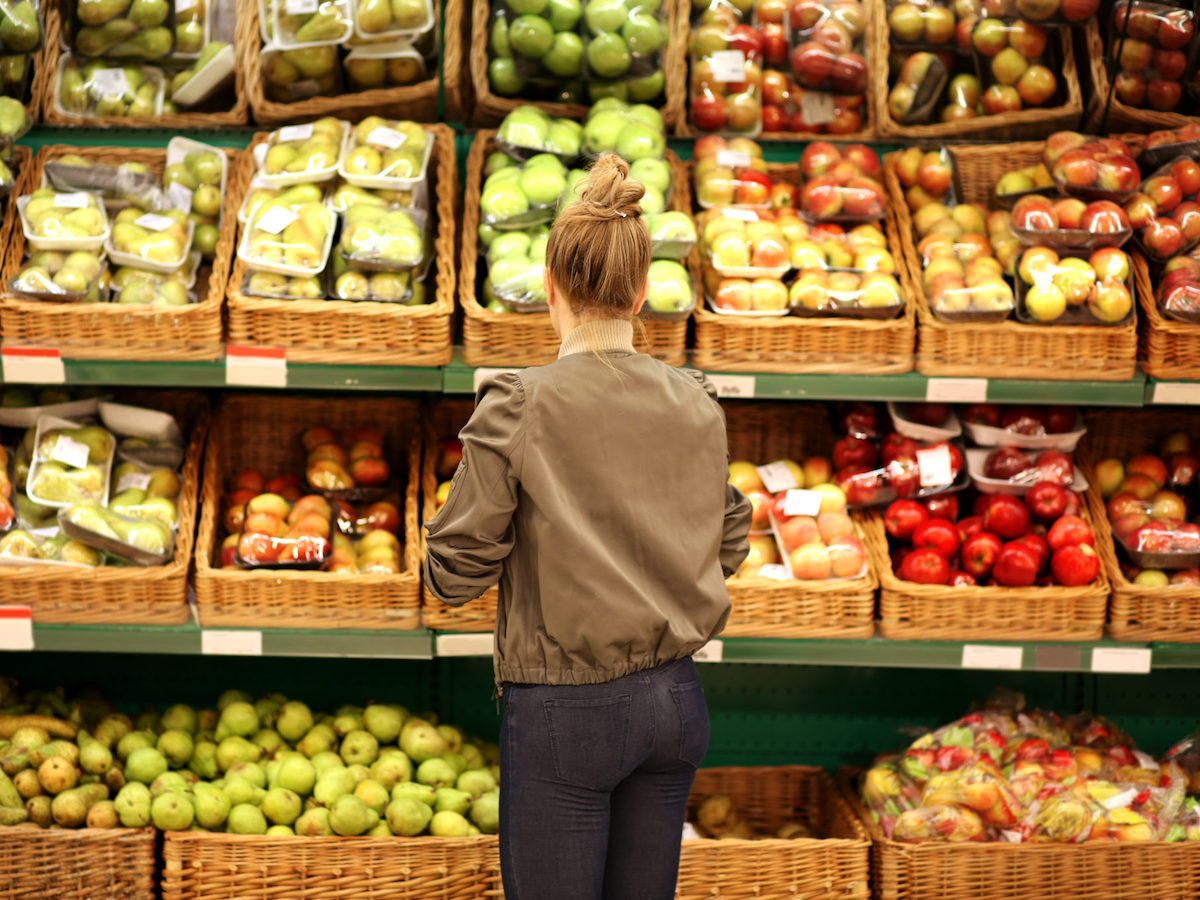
[
  {"left": 1152, "top": 382, "right": 1200, "bottom": 405},
  {"left": 926, "top": 377, "right": 988, "bottom": 402},
  {"left": 116, "top": 471, "right": 152, "bottom": 493},
  {"left": 51, "top": 435, "right": 91, "bottom": 470},
  {"left": 693, "top": 640, "right": 723, "bottom": 662},
  {"left": 366, "top": 126, "right": 406, "bottom": 149},
  {"left": 201, "top": 630, "right": 262, "bottom": 656},
  {"left": 716, "top": 149, "right": 751, "bottom": 169},
  {"left": 0, "top": 347, "right": 65, "bottom": 384},
  {"left": 1091, "top": 647, "right": 1152, "bottom": 674},
  {"left": 285, "top": 0, "right": 319, "bottom": 15},
  {"left": 757, "top": 564, "right": 790, "bottom": 581},
  {"left": 720, "top": 207, "right": 759, "bottom": 222},
  {"left": 167, "top": 182, "right": 194, "bottom": 212},
  {"left": 226, "top": 345, "right": 287, "bottom": 388},
  {"left": 799, "top": 92, "right": 836, "bottom": 125},
  {"left": 91, "top": 68, "right": 128, "bottom": 97},
  {"left": 709, "top": 374, "right": 755, "bottom": 398},
  {"left": 135, "top": 212, "right": 175, "bottom": 232},
  {"left": 709, "top": 49, "right": 746, "bottom": 83},
  {"left": 1102, "top": 788, "right": 1139, "bottom": 811},
  {"left": 961, "top": 644, "right": 1023, "bottom": 670},
  {"left": 783, "top": 489, "right": 822, "bottom": 517},
  {"left": 54, "top": 192, "right": 91, "bottom": 209},
  {"left": 255, "top": 206, "right": 298, "bottom": 235},
  {"left": 276, "top": 123, "right": 314, "bottom": 143},
  {"left": 756, "top": 461, "right": 798, "bottom": 493},
  {"left": 916, "top": 444, "right": 952, "bottom": 487},
  {"left": 0, "top": 607, "right": 33, "bottom": 651}
]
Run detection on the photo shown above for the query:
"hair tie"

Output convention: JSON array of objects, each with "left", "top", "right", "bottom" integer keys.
[{"left": 618, "top": 211, "right": 627, "bottom": 218}]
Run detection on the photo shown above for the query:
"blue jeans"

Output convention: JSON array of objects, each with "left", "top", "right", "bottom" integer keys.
[{"left": 499, "top": 657, "right": 709, "bottom": 900}]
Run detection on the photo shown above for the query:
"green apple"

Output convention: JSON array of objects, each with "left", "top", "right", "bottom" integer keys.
[
  {"left": 639, "top": 185, "right": 665, "bottom": 214},
  {"left": 615, "top": 122, "right": 664, "bottom": 161},
  {"left": 645, "top": 260, "right": 691, "bottom": 313},
  {"left": 587, "top": 80, "right": 628, "bottom": 102},
  {"left": 627, "top": 103, "right": 663, "bottom": 131},
  {"left": 498, "top": 106, "right": 551, "bottom": 150},
  {"left": 489, "top": 58, "right": 525, "bottom": 95},
  {"left": 546, "top": 0, "right": 582, "bottom": 30},
  {"left": 559, "top": 168, "right": 587, "bottom": 207},
  {"left": 586, "top": 32, "right": 631, "bottom": 79},
  {"left": 584, "top": 0, "right": 628, "bottom": 33},
  {"left": 519, "top": 166, "right": 566, "bottom": 207},
  {"left": 490, "top": 17, "right": 511, "bottom": 57},
  {"left": 630, "top": 157, "right": 670, "bottom": 194},
  {"left": 542, "top": 31, "right": 583, "bottom": 76},
  {"left": 508, "top": 0, "right": 547, "bottom": 13},
  {"left": 508, "top": 15, "right": 554, "bottom": 59},
  {"left": 528, "top": 233, "right": 549, "bottom": 262},
  {"left": 478, "top": 223, "right": 500, "bottom": 247},
  {"left": 645, "top": 211, "right": 696, "bottom": 242},
  {"left": 588, "top": 96, "right": 627, "bottom": 118},
  {"left": 484, "top": 151, "right": 517, "bottom": 175},
  {"left": 622, "top": 13, "right": 662, "bottom": 55},
  {"left": 480, "top": 183, "right": 530, "bottom": 222},
  {"left": 488, "top": 231, "right": 532, "bottom": 263},
  {"left": 624, "top": 70, "right": 664, "bottom": 101},
  {"left": 545, "top": 120, "right": 582, "bottom": 156},
  {"left": 582, "top": 109, "right": 627, "bottom": 154}
]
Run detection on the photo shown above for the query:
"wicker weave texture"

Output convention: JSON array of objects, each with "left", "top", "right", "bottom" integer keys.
[
  {"left": 1135, "top": 250, "right": 1200, "bottom": 381},
  {"left": 1083, "top": 21, "right": 1197, "bottom": 134},
  {"left": 0, "top": 827, "right": 155, "bottom": 900}
]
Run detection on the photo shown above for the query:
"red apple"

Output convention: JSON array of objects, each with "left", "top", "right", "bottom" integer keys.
[
  {"left": 1051, "top": 543, "right": 1099, "bottom": 586},
  {"left": 911, "top": 517, "right": 961, "bottom": 558},
  {"left": 993, "top": 541, "right": 1040, "bottom": 586},
  {"left": 884, "top": 498, "right": 929, "bottom": 539},
  {"left": 899, "top": 547, "right": 950, "bottom": 584},
  {"left": 983, "top": 494, "right": 1031, "bottom": 540},
  {"left": 962, "top": 531, "right": 1003, "bottom": 579}
]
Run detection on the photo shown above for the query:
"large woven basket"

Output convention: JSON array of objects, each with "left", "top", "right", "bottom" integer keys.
[
  {"left": 470, "top": 0, "right": 685, "bottom": 127},
  {"left": 225, "top": 126, "right": 455, "bottom": 366},
  {"left": 0, "top": 144, "right": 31, "bottom": 258},
  {"left": 870, "top": 1, "right": 1081, "bottom": 140},
  {"left": 690, "top": 161, "right": 915, "bottom": 374},
  {"left": 161, "top": 831, "right": 496, "bottom": 900},
  {"left": 238, "top": 0, "right": 438, "bottom": 124},
  {"left": 0, "top": 827, "right": 156, "bottom": 900},
  {"left": 460, "top": 130, "right": 689, "bottom": 368},
  {"left": 862, "top": 508, "right": 1109, "bottom": 642},
  {"left": 192, "top": 394, "right": 423, "bottom": 630},
  {"left": 0, "top": 389, "right": 207, "bottom": 625},
  {"left": 889, "top": 143, "right": 1139, "bottom": 381},
  {"left": 0, "top": 144, "right": 239, "bottom": 361},
  {"left": 34, "top": 2, "right": 249, "bottom": 128},
  {"left": 1080, "top": 408, "right": 1200, "bottom": 643},
  {"left": 1083, "top": 20, "right": 1197, "bottom": 134},
  {"left": 1135, "top": 251, "right": 1200, "bottom": 381},
  {"left": 442, "top": 0, "right": 472, "bottom": 123},
  {"left": 676, "top": 766, "right": 870, "bottom": 900}
]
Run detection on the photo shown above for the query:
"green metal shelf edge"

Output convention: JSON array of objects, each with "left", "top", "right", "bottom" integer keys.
[{"left": 44, "top": 359, "right": 445, "bottom": 391}]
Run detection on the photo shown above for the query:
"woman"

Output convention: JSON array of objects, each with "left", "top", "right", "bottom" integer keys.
[{"left": 424, "top": 153, "right": 752, "bottom": 900}]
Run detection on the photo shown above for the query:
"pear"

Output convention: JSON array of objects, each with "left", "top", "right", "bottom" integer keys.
[
  {"left": 470, "top": 791, "right": 499, "bottom": 834},
  {"left": 156, "top": 730, "right": 194, "bottom": 769},
  {"left": 329, "top": 794, "right": 372, "bottom": 836},
  {"left": 293, "top": 5, "right": 347, "bottom": 43},
  {"left": 76, "top": 20, "right": 138, "bottom": 57},
  {"left": 456, "top": 768, "right": 497, "bottom": 798},
  {"left": 149, "top": 771, "right": 189, "bottom": 797},
  {"left": 354, "top": 779, "right": 389, "bottom": 816},
  {"left": 128, "top": 0, "right": 169, "bottom": 27},
  {"left": 114, "top": 782, "right": 152, "bottom": 827},
  {"left": 295, "top": 807, "right": 333, "bottom": 836},
  {"left": 0, "top": 1, "right": 40, "bottom": 54},
  {"left": 175, "top": 20, "right": 203, "bottom": 52},
  {"left": 415, "top": 757, "right": 456, "bottom": 789},
  {"left": 216, "top": 736, "right": 260, "bottom": 772},
  {"left": 386, "top": 796, "right": 432, "bottom": 836},
  {"left": 434, "top": 787, "right": 472, "bottom": 815},
  {"left": 116, "top": 730, "right": 155, "bottom": 760},
  {"left": 309, "top": 749, "right": 343, "bottom": 776},
  {"left": 313, "top": 767, "right": 356, "bottom": 806},
  {"left": 429, "top": 809, "right": 471, "bottom": 837},
  {"left": 262, "top": 787, "right": 302, "bottom": 825},
  {"left": 355, "top": 0, "right": 392, "bottom": 33},
  {"left": 151, "top": 791, "right": 194, "bottom": 830},
  {"left": 125, "top": 747, "right": 168, "bottom": 784},
  {"left": 111, "top": 25, "right": 173, "bottom": 58},
  {"left": 53, "top": 783, "right": 109, "bottom": 828},
  {"left": 0, "top": 530, "right": 40, "bottom": 559},
  {"left": 391, "top": 780, "right": 435, "bottom": 806},
  {"left": 368, "top": 753, "right": 412, "bottom": 789},
  {"left": 297, "top": 724, "right": 335, "bottom": 758},
  {"left": 77, "top": 0, "right": 132, "bottom": 26},
  {"left": 192, "top": 783, "right": 231, "bottom": 829},
  {"left": 223, "top": 775, "right": 264, "bottom": 807},
  {"left": 189, "top": 741, "right": 218, "bottom": 780},
  {"left": 339, "top": 730, "right": 378, "bottom": 766},
  {"left": 399, "top": 719, "right": 446, "bottom": 763}
]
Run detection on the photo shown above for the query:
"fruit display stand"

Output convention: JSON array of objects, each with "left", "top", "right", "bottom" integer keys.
[
  {"left": 224, "top": 125, "right": 455, "bottom": 367},
  {"left": 459, "top": 129, "right": 690, "bottom": 367},
  {"left": 0, "top": 826, "right": 156, "bottom": 900},
  {"left": 1135, "top": 252, "right": 1200, "bottom": 381},
  {"left": 0, "top": 144, "right": 239, "bottom": 362},
  {"left": 441, "top": 0, "right": 472, "bottom": 123},
  {"left": 237, "top": 0, "right": 440, "bottom": 126},
  {"left": 34, "top": 3, "right": 250, "bottom": 129},
  {"left": 675, "top": 766, "right": 869, "bottom": 900},
  {"left": 886, "top": 141, "right": 1140, "bottom": 382},
  {"left": 192, "top": 394, "right": 423, "bottom": 630},
  {"left": 1082, "top": 20, "right": 1195, "bottom": 135},
  {"left": 1081, "top": 408, "right": 1200, "bottom": 644},
  {"left": 0, "top": 389, "right": 208, "bottom": 624},
  {"left": 689, "top": 163, "right": 915, "bottom": 375}
]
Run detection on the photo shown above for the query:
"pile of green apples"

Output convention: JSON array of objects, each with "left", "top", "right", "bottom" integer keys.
[
  {"left": 72, "top": 0, "right": 174, "bottom": 59},
  {"left": 582, "top": 0, "right": 667, "bottom": 84},
  {"left": 58, "top": 60, "right": 163, "bottom": 117},
  {"left": 496, "top": 106, "right": 583, "bottom": 159},
  {"left": 339, "top": 207, "right": 424, "bottom": 268},
  {"left": 490, "top": 0, "right": 584, "bottom": 95},
  {"left": 483, "top": 225, "right": 549, "bottom": 311},
  {"left": 0, "top": 686, "right": 500, "bottom": 839},
  {"left": 480, "top": 153, "right": 579, "bottom": 227}
]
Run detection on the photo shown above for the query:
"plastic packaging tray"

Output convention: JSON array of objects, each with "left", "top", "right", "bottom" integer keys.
[
  {"left": 962, "top": 417, "right": 1086, "bottom": 451},
  {"left": 0, "top": 397, "right": 103, "bottom": 429},
  {"left": 966, "top": 447, "right": 1089, "bottom": 496},
  {"left": 171, "top": 42, "right": 235, "bottom": 105},
  {"left": 258, "top": 121, "right": 350, "bottom": 188},
  {"left": 58, "top": 505, "right": 172, "bottom": 566},
  {"left": 18, "top": 194, "right": 110, "bottom": 251},
  {"left": 105, "top": 215, "right": 194, "bottom": 273},
  {"left": 337, "top": 125, "right": 434, "bottom": 191},
  {"left": 26, "top": 415, "right": 114, "bottom": 509},
  {"left": 886, "top": 402, "right": 962, "bottom": 442},
  {"left": 98, "top": 402, "right": 183, "bottom": 444}
]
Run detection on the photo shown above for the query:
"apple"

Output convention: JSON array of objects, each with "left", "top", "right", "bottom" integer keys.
[
  {"left": 990, "top": 47, "right": 1028, "bottom": 86},
  {"left": 981, "top": 84, "right": 1021, "bottom": 115},
  {"left": 888, "top": 2, "right": 924, "bottom": 42},
  {"left": 985, "top": 446, "right": 1033, "bottom": 480}
]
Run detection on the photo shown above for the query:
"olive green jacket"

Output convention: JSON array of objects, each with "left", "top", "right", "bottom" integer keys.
[{"left": 424, "top": 319, "right": 751, "bottom": 691}]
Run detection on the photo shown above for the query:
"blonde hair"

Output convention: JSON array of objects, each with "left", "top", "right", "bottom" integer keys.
[{"left": 546, "top": 153, "right": 651, "bottom": 320}]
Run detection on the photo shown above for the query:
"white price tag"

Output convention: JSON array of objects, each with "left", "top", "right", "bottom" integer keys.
[
  {"left": 756, "top": 461, "right": 798, "bottom": 494},
  {"left": 473, "top": 367, "right": 520, "bottom": 393},
  {"left": 709, "top": 375, "right": 755, "bottom": 398},
  {"left": 1, "top": 347, "right": 65, "bottom": 384},
  {"left": 51, "top": 435, "right": 91, "bottom": 469},
  {"left": 167, "top": 182, "right": 194, "bottom": 212},
  {"left": 799, "top": 92, "right": 836, "bottom": 125},
  {"left": 1152, "top": 382, "right": 1200, "bottom": 405},
  {"left": 437, "top": 633, "right": 493, "bottom": 656},
  {"left": 201, "top": 629, "right": 262, "bottom": 656},
  {"left": 255, "top": 206, "right": 298, "bottom": 235},
  {"left": 721, "top": 207, "right": 759, "bottom": 222},
  {"left": 961, "top": 644, "right": 1023, "bottom": 670},
  {"left": 91, "top": 68, "right": 128, "bottom": 96},
  {"left": 708, "top": 49, "right": 746, "bottom": 83},
  {"left": 54, "top": 192, "right": 91, "bottom": 209},
  {"left": 365, "top": 126, "right": 406, "bottom": 149},
  {"left": 1091, "top": 647, "right": 1152, "bottom": 674},
  {"left": 715, "top": 149, "right": 751, "bottom": 169},
  {"left": 693, "top": 640, "right": 723, "bottom": 662},
  {"left": 757, "top": 564, "right": 790, "bottom": 581},
  {"left": 285, "top": 0, "right": 318, "bottom": 15},
  {"left": 135, "top": 212, "right": 175, "bottom": 232},
  {"left": 926, "top": 377, "right": 988, "bottom": 402},
  {"left": 1133, "top": 750, "right": 1158, "bottom": 770},
  {"left": 783, "top": 489, "right": 822, "bottom": 517},
  {"left": 176, "top": 0, "right": 198, "bottom": 10},
  {"left": 916, "top": 444, "right": 952, "bottom": 488},
  {"left": 1103, "top": 788, "right": 1139, "bottom": 811},
  {"left": 0, "top": 607, "right": 33, "bottom": 651},
  {"left": 276, "top": 123, "right": 314, "bottom": 143},
  {"left": 226, "top": 346, "right": 287, "bottom": 388},
  {"left": 116, "top": 472, "right": 152, "bottom": 494}
]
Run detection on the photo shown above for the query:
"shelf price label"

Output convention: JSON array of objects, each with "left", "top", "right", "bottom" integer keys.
[
  {"left": 1152, "top": 382, "right": 1200, "bottom": 405},
  {"left": 201, "top": 630, "right": 262, "bottom": 656},
  {"left": 1, "top": 347, "right": 65, "bottom": 384},
  {"left": 693, "top": 640, "right": 723, "bottom": 663},
  {"left": 437, "top": 633, "right": 493, "bottom": 656},
  {"left": 709, "top": 375, "right": 756, "bottom": 398},
  {"left": 472, "top": 367, "right": 519, "bottom": 393},
  {"left": 926, "top": 378, "right": 988, "bottom": 403},
  {"left": 1091, "top": 647, "right": 1151, "bottom": 674},
  {"left": 0, "top": 606, "right": 33, "bottom": 651},
  {"left": 226, "top": 345, "right": 287, "bottom": 388},
  {"left": 961, "top": 644, "right": 1023, "bottom": 670}
]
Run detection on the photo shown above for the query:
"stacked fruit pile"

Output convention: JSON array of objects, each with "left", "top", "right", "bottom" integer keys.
[
  {"left": 0, "top": 0, "right": 38, "bottom": 121},
  {"left": 688, "top": 792, "right": 812, "bottom": 839},
  {"left": 1106, "top": 0, "right": 1194, "bottom": 114},
  {"left": 860, "top": 693, "right": 1200, "bottom": 843},
  {"left": 0, "top": 680, "right": 498, "bottom": 838}
]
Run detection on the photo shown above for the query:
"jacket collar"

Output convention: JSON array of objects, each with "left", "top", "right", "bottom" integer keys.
[{"left": 558, "top": 318, "right": 636, "bottom": 359}]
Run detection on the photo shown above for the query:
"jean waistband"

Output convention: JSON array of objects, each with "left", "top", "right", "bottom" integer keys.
[{"left": 502, "top": 655, "right": 697, "bottom": 692}]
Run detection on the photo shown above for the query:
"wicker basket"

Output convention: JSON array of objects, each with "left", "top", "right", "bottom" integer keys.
[
  {"left": 1080, "top": 408, "right": 1200, "bottom": 643},
  {"left": 1135, "top": 251, "right": 1200, "bottom": 381},
  {"left": 460, "top": 130, "right": 689, "bottom": 367},
  {"left": 34, "top": 3, "right": 249, "bottom": 128},
  {"left": 888, "top": 144, "right": 1140, "bottom": 381},
  {"left": 871, "top": 1, "right": 1082, "bottom": 141},
  {"left": 442, "top": 0, "right": 472, "bottom": 123},
  {"left": 470, "top": 0, "right": 685, "bottom": 127},
  {"left": 690, "top": 161, "right": 915, "bottom": 374},
  {"left": 0, "top": 144, "right": 239, "bottom": 361},
  {"left": 225, "top": 126, "right": 455, "bottom": 366},
  {"left": 192, "top": 394, "right": 423, "bottom": 630},
  {"left": 1083, "top": 20, "right": 1197, "bottom": 134},
  {"left": 161, "top": 831, "right": 497, "bottom": 900},
  {"left": 862, "top": 508, "right": 1109, "bottom": 642},
  {"left": 0, "top": 144, "right": 31, "bottom": 266},
  {"left": 675, "top": 766, "right": 870, "bottom": 900},
  {"left": 0, "top": 827, "right": 156, "bottom": 900},
  {"left": 238, "top": 0, "right": 439, "bottom": 124}
]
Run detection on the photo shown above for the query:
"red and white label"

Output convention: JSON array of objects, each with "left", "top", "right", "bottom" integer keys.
[
  {"left": 0, "top": 606, "right": 33, "bottom": 650},
  {"left": 916, "top": 444, "right": 952, "bottom": 487},
  {"left": 1, "top": 347, "right": 65, "bottom": 384},
  {"left": 226, "top": 345, "right": 287, "bottom": 388}
]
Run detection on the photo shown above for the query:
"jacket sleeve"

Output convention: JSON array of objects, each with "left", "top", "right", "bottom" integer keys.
[
  {"left": 423, "top": 373, "right": 525, "bottom": 606},
  {"left": 721, "top": 483, "right": 752, "bottom": 578}
]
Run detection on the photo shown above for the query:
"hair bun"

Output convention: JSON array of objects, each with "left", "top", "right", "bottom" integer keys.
[{"left": 576, "top": 153, "right": 644, "bottom": 220}]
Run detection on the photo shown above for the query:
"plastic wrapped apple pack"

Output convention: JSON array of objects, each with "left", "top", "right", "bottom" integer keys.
[
  {"left": 343, "top": 41, "right": 427, "bottom": 92},
  {"left": 792, "top": 220, "right": 898, "bottom": 272},
  {"left": 766, "top": 493, "right": 868, "bottom": 581},
  {"left": 234, "top": 493, "right": 333, "bottom": 570},
  {"left": 271, "top": 0, "right": 352, "bottom": 49},
  {"left": 349, "top": 0, "right": 431, "bottom": 40},
  {"left": 797, "top": 141, "right": 885, "bottom": 223},
  {"left": 242, "top": 269, "right": 325, "bottom": 301},
  {"left": 337, "top": 117, "right": 432, "bottom": 190},
  {"left": 1043, "top": 132, "right": 1141, "bottom": 204},
  {"left": 640, "top": 259, "right": 695, "bottom": 321},
  {"left": 238, "top": 198, "right": 335, "bottom": 278},
  {"left": 105, "top": 207, "right": 194, "bottom": 273},
  {"left": 960, "top": 404, "right": 1085, "bottom": 451},
  {"left": 834, "top": 439, "right": 967, "bottom": 509},
  {"left": 479, "top": 152, "right": 568, "bottom": 231},
  {"left": 481, "top": 223, "right": 546, "bottom": 312},
  {"left": 1015, "top": 245, "right": 1134, "bottom": 327},
  {"left": 967, "top": 0, "right": 1100, "bottom": 26},
  {"left": 887, "top": 401, "right": 962, "bottom": 442},
  {"left": 645, "top": 211, "right": 698, "bottom": 260},
  {"left": 58, "top": 501, "right": 174, "bottom": 565},
  {"left": 789, "top": 0, "right": 868, "bottom": 94},
  {"left": 967, "top": 446, "right": 1087, "bottom": 496},
  {"left": 67, "top": 0, "right": 176, "bottom": 59},
  {"left": 581, "top": 0, "right": 667, "bottom": 85},
  {"left": 495, "top": 106, "right": 583, "bottom": 163},
  {"left": 1158, "top": 250, "right": 1200, "bottom": 324},
  {"left": 991, "top": 160, "right": 1055, "bottom": 209},
  {"left": 692, "top": 134, "right": 774, "bottom": 209},
  {"left": 688, "top": 17, "right": 763, "bottom": 137},
  {"left": 261, "top": 45, "right": 344, "bottom": 104},
  {"left": 885, "top": 51, "right": 948, "bottom": 125},
  {"left": 891, "top": 145, "right": 957, "bottom": 207},
  {"left": 1009, "top": 194, "right": 1133, "bottom": 253},
  {"left": 0, "top": 445, "right": 15, "bottom": 531},
  {"left": 9, "top": 248, "right": 108, "bottom": 303},
  {"left": 259, "top": 119, "right": 348, "bottom": 186},
  {"left": 700, "top": 207, "right": 792, "bottom": 278},
  {"left": 303, "top": 425, "right": 391, "bottom": 502},
  {"left": 915, "top": 209, "right": 1016, "bottom": 323},
  {"left": 1124, "top": 156, "right": 1200, "bottom": 264},
  {"left": 336, "top": 202, "right": 427, "bottom": 273},
  {"left": 884, "top": 0, "right": 960, "bottom": 49},
  {"left": 787, "top": 267, "right": 904, "bottom": 318},
  {"left": 582, "top": 99, "right": 668, "bottom": 166},
  {"left": 1108, "top": 1, "right": 1194, "bottom": 114},
  {"left": 1110, "top": 501, "right": 1200, "bottom": 570},
  {"left": 705, "top": 274, "right": 790, "bottom": 316},
  {"left": 1140, "top": 123, "right": 1200, "bottom": 172},
  {"left": 969, "top": 18, "right": 1062, "bottom": 113},
  {"left": 25, "top": 415, "right": 115, "bottom": 509}
]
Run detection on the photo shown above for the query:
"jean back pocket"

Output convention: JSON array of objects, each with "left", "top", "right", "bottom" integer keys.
[
  {"left": 670, "top": 681, "right": 710, "bottom": 768},
  {"left": 543, "top": 695, "right": 632, "bottom": 791}
]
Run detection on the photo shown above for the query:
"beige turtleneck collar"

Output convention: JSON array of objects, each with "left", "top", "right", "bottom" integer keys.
[{"left": 557, "top": 318, "right": 637, "bottom": 359}]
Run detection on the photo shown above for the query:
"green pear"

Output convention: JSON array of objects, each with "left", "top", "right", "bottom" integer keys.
[
  {"left": 275, "top": 701, "right": 313, "bottom": 743},
  {"left": 295, "top": 806, "right": 333, "bottom": 836},
  {"left": 227, "top": 802, "right": 268, "bottom": 834},
  {"left": 188, "top": 741, "right": 218, "bottom": 780},
  {"left": 262, "top": 787, "right": 302, "bottom": 825},
  {"left": 0, "top": 1, "right": 40, "bottom": 53},
  {"left": 470, "top": 791, "right": 499, "bottom": 834},
  {"left": 128, "top": 0, "right": 169, "bottom": 27},
  {"left": 226, "top": 761, "right": 266, "bottom": 788},
  {"left": 125, "top": 747, "right": 168, "bottom": 784},
  {"left": 216, "top": 736, "right": 260, "bottom": 773},
  {"left": 429, "top": 810, "right": 471, "bottom": 837},
  {"left": 354, "top": 779, "right": 389, "bottom": 816},
  {"left": 293, "top": 5, "right": 347, "bottom": 43},
  {"left": 313, "top": 767, "right": 356, "bottom": 807},
  {"left": 192, "top": 783, "right": 231, "bottom": 829},
  {"left": 339, "top": 730, "right": 378, "bottom": 767},
  {"left": 399, "top": 719, "right": 446, "bottom": 763},
  {"left": 216, "top": 701, "right": 259, "bottom": 740},
  {"left": 434, "top": 787, "right": 472, "bottom": 815},
  {"left": 416, "top": 758, "right": 456, "bottom": 789},
  {"left": 329, "top": 794, "right": 372, "bottom": 836},
  {"left": 355, "top": 0, "right": 391, "bottom": 33},
  {"left": 456, "top": 768, "right": 497, "bottom": 798},
  {"left": 114, "top": 782, "right": 151, "bottom": 827},
  {"left": 77, "top": 0, "right": 132, "bottom": 26},
  {"left": 391, "top": 781, "right": 435, "bottom": 806},
  {"left": 297, "top": 724, "right": 335, "bottom": 758},
  {"left": 151, "top": 791, "right": 194, "bottom": 831},
  {"left": 310, "top": 750, "right": 343, "bottom": 776},
  {"left": 223, "top": 775, "right": 265, "bottom": 808},
  {"left": 156, "top": 730, "right": 194, "bottom": 769},
  {"left": 149, "top": 771, "right": 189, "bottom": 798},
  {"left": 368, "top": 753, "right": 412, "bottom": 790},
  {"left": 275, "top": 755, "right": 316, "bottom": 796},
  {"left": 385, "top": 796, "right": 432, "bottom": 836}
]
